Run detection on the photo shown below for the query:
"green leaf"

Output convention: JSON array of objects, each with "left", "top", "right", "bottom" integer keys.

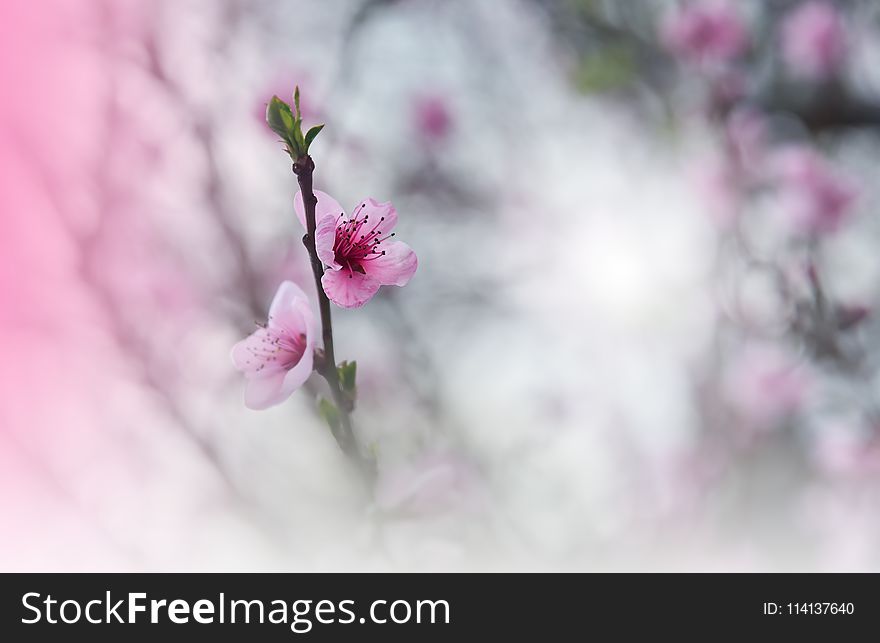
[
  {"left": 294, "top": 86, "right": 301, "bottom": 119},
  {"left": 293, "top": 117, "right": 305, "bottom": 150},
  {"left": 266, "top": 96, "right": 301, "bottom": 155},
  {"left": 304, "top": 124, "right": 325, "bottom": 150},
  {"left": 317, "top": 397, "right": 341, "bottom": 432},
  {"left": 338, "top": 361, "right": 357, "bottom": 396}
]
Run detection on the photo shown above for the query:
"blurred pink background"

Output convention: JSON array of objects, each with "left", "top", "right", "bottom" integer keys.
[{"left": 2, "top": 0, "right": 880, "bottom": 571}]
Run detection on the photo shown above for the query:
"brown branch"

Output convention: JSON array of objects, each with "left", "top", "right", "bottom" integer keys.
[{"left": 292, "top": 155, "right": 375, "bottom": 478}]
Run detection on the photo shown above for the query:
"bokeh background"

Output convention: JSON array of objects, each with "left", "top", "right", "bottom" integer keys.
[{"left": 3, "top": 0, "right": 880, "bottom": 571}]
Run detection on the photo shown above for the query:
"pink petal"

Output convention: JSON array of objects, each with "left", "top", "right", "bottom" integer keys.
[
  {"left": 243, "top": 371, "right": 290, "bottom": 410},
  {"left": 314, "top": 213, "right": 340, "bottom": 268},
  {"left": 231, "top": 330, "right": 285, "bottom": 378},
  {"left": 231, "top": 334, "right": 255, "bottom": 371},
  {"left": 294, "top": 189, "right": 345, "bottom": 229},
  {"left": 296, "top": 296, "right": 318, "bottom": 348},
  {"left": 351, "top": 197, "right": 397, "bottom": 233},
  {"left": 267, "top": 281, "right": 311, "bottom": 337},
  {"left": 321, "top": 268, "right": 381, "bottom": 308},
  {"left": 281, "top": 342, "right": 315, "bottom": 394},
  {"left": 365, "top": 240, "right": 418, "bottom": 287},
  {"left": 781, "top": 1, "right": 847, "bottom": 80}
]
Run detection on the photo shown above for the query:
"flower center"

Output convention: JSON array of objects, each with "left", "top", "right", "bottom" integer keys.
[
  {"left": 333, "top": 204, "right": 395, "bottom": 278},
  {"left": 248, "top": 327, "right": 307, "bottom": 372}
]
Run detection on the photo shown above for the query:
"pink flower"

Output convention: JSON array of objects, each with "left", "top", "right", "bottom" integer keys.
[
  {"left": 661, "top": 1, "right": 748, "bottom": 65},
  {"left": 813, "top": 426, "right": 880, "bottom": 477},
  {"left": 294, "top": 190, "right": 418, "bottom": 308},
  {"left": 231, "top": 281, "right": 316, "bottom": 410},
  {"left": 413, "top": 94, "right": 453, "bottom": 143},
  {"left": 724, "top": 346, "right": 812, "bottom": 430},
  {"left": 772, "top": 146, "right": 858, "bottom": 234},
  {"left": 781, "top": 1, "right": 847, "bottom": 81}
]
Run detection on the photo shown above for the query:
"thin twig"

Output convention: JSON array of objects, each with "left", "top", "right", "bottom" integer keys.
[{"left": 292, "top": 155, "right": 375, "bottom": 477}]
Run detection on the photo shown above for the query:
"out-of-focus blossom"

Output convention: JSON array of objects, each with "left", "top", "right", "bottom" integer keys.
[
  {"left": 772, "top": 146, "right": 858, "bottom": 235},
  {"left": 781, "top": 1, "right": 847, "bottom": 81},
  {"left": 660, "top": 1, "right": 748, "bottom": 65},
  {"left": 724, "top": 346, "right": 812, "bottom": 430},
  {"left": 231, "top": 281, "right": 316, "bottom": 410},
  {"left": 813, "top": 425, "right": 880, "bottom": 477},
  {"left": 376, "top": 452, "right": 483, "bottom": 516},
  {"left": 413, "top": 94, "right": 453, "bottom": 143},
  {"left": 294, "top": 190, "right": 418, "bottom": 308}
]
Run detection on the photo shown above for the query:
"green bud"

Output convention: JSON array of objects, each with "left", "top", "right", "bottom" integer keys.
[
  {"left": 266, "top": 88, "right": 323, "bottom": 158},
  {"left": 317, "top": 396, "right": 341, "bottom": 433},
  {"left": 266, "top": 96, "right": 295, "bottom": 139},
  {"left": 338, "top": 360, "right": 357, "bottom": 397}
]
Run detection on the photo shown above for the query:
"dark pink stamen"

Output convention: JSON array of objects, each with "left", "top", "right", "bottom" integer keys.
[
  {"left": 244, "top": 323, "right": 307, "bottom": 372},
  {"left": 332, "top": 205, "right": 393, "bottom": 277}
]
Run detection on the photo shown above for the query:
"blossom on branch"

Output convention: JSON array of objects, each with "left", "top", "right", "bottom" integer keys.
[
  {"left": 295, "top": 190, "right": 418, "bottom": 308},
  {"left": 231, "top": 281, "right": 317, "bottom": 410},
  {"left": 661, "top": 1, "right": 748, "bottom": 66},
  {"left": 772, "top": 146, "right": 858, "bottom": 235}
]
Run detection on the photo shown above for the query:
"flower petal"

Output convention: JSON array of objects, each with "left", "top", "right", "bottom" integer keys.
[
  {"left": 351, "top": 197, "right": 397, "bottom": 233},
  {"left": 315, "top": 213, "right": 340, "bottom": 268},
  {"left": 321, "top": 269, "right": 381, "bottom": 308},
  {"left": 296, "top": 295, "right": 319, "bottom": 348},
  {"left": 365, "top": 240, "right": 418, "bottom": 287},
  {"left": 294, "top": 190, "right": 345, "bottom": 229},
  {"left": 281, "top": 342, "right": 314, "bottom": 394},
  {"left": 231, "top": 330, "right": 286, "bottom": 378},
  {"left": 268, "top": 281, "right": 310, "bottom": 334},
  {"left": 243, "top": 371, "right": 290, "bottom": 410}
]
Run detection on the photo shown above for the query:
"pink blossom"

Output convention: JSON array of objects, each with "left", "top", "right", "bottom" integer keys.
[
  {"left": 376, "top": 452, "right": 483, "bottom": 516},
  {"left": 661, "top": 1, "right": 748, "bottom": 65},
  {"left": 294, "top": 190, "right": 418, "bottom": 308},
  {"left": 814, "top": 429, "right": 880, "bottom": 477},
  {"left": 724, "top": 346, "right": 812, "bottom": 430},
  {"left": 231, "top": 281, "right": 316, "bottom": 410},
  {"left": 413, "top": 94, "right": 453, "bottom": 143},
  {"left": 781, "top": 1, "right": 847, "bottom": 81},
  {"left": 772, "top": 146, "right": 858, "bottom": 235}
]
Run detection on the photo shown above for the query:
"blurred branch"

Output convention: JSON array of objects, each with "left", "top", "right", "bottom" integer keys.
[
  {"left": 11, "top": 0, "right": 255, "bottom": 507},
  {"left": 142, "top": 23, "right": 266, "bottom": 323},
  {"left": 758, "top": 80, "right": 880, "bottom": 132},
  {"left": 14, "top": 127, "right": 247, "bottom": 503}
]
